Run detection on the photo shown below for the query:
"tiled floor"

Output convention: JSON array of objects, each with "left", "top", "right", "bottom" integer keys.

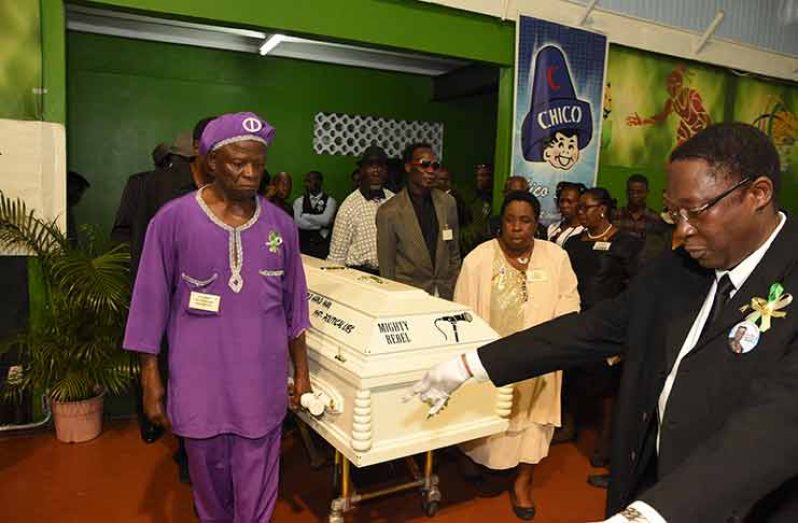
[{"left": 0, "top": 420, "right": 606, "bottom": 522}]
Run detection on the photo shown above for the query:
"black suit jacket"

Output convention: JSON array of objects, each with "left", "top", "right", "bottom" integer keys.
[
  {"left": 111, "top": 158, "right": 195, "bottom": 282},
  {"left": 479, "top": 214, "right": 798, "bottom": 522}
]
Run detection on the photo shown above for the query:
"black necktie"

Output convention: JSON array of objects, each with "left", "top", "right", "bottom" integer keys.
[{"left": 703, "top": 274, "right": 735, "bottom": 334}]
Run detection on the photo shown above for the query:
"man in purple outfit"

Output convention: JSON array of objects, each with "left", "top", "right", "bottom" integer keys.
[{"left": 124, "top": 111, "right": 311, "bottom": 522}]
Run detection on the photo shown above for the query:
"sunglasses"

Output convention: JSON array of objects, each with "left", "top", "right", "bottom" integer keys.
[{"left": 413, "top": 159, "right": 441, "bottom": 171}]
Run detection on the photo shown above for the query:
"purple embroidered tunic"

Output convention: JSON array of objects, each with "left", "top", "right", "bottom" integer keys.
[{"left": 123, "top": 189, "right": 310, "bottom": 439}]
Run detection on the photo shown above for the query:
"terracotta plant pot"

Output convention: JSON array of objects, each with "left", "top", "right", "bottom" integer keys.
[{"left": 50, "top": 391, "right": 105, "bottom": 443}]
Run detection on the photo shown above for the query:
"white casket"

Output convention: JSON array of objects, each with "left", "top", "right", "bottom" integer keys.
[{"left": 297, "top": 256, "right": 512, "bottom": 468}]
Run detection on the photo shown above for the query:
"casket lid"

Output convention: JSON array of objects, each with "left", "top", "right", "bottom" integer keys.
[{"left": 303, "top": 256, "right": 496, "bottom": 357}]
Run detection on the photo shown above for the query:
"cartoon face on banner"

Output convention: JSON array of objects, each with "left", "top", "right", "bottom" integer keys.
[
  {"left": 542, "top": 131, "right": 580, "bottom": 170},
  {"left": 521, "top": 45, "right": 594, "bottom": 172}
]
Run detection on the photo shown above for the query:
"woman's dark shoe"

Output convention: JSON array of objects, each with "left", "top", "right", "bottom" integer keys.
[
  {"left": 509, "top": 490, "right": 537, "bottom": 520},
  {"left": 587, "top": 473, "right": 610, "bottom": 489}
]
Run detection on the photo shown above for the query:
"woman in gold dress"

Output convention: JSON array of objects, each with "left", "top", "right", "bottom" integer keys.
[{"left": 455, "top": 191, "right": 580, "bottom": 520}]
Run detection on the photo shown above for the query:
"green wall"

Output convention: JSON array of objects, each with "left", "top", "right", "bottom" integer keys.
[
  {"left": 81, "top": 0, "right": 514, "bottom": 66},
  {"left": 67, "top": 31, "right": 497, "bottom": 233},
  {"left": 0, "top": 0, "right": 42, "bottom": 120}
]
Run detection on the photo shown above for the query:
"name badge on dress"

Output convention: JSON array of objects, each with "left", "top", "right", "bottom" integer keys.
[
  {"left": 528, "top": 269, "right": 547, "bottom": 282},
  {"left": 593, "top": 241, "right": 612, "bottom": 251},
  {"left": 442, "top": 227, "right": 454, "bottom": 241},
  {"left": 189, "top": 291, "right": 221, "bottom": 313}
]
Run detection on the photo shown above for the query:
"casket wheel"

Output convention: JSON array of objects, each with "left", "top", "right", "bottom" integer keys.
[{"left": 422, "top": 500, "right": 439, "bottom": 517}]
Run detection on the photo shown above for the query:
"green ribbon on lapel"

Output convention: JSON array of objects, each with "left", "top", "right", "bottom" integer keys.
[{"left": 744, "top": 282, "right": 792, "bottom": 332}]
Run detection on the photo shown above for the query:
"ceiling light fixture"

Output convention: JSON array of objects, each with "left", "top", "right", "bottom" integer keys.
[{"left": 259, "top": 34, "right": 285, "bottom": 56}]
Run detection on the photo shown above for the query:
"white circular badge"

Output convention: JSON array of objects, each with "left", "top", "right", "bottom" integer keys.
[
  {"left": 242, "top": 117, "right": 263, "bottom": 133},
  {"left": 727, "top": 321, "right": 760, "bottom": 354}
]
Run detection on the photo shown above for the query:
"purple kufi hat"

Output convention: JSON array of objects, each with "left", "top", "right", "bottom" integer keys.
[{"left": 198, "top": 112, "right": 276, "bottom": 156}]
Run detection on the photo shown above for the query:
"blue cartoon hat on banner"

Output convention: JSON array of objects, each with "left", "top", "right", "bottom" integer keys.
[{"left": 521, "top": 45, "right": 593, "bottom": 163}]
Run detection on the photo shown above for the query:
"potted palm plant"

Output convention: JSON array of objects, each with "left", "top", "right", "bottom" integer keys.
[{"left": 0, "top": 191, "right": 133, "bottom": 442}]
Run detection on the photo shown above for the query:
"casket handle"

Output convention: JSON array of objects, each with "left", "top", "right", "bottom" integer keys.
[
  {"left": 293, "top": 376, "right": 344, "bottom": 417},
  {"left": 300, "top": 392, "right": 328, "bottom": 417}
]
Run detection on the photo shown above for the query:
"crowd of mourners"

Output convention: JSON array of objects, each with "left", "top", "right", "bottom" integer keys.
[{"left": 111, "top": 113, "right": 685, "bottom": 522}]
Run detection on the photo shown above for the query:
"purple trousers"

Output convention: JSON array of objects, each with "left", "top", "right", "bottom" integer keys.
[{"left": 184, "top": 429, "right": 281, "bottom": 523}]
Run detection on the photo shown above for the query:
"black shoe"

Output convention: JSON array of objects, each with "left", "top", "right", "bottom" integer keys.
[
  {"left": 587, "top": 473, "right": 610, "bottom": 489},
  {"left": 139, "top": 419, "right": 164, "bottom": 444},
  {"left": 509, "top": 490, "right": 536, "bottom": 520}
]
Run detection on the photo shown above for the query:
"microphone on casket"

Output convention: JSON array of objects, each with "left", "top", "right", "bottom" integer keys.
[{"left": 434, "top": 312, "right": 472, "bottom": 342}]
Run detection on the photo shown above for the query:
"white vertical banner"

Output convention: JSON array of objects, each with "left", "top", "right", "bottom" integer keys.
[{"left": 512, "top": 15, "right": 608, "bottom": 224}]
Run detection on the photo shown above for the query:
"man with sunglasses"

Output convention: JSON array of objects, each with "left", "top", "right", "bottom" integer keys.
[
  {"left": 377, "top": 142, "right": 461, "bottom": 299},
  {"left": 407, "top": 123, "right": 798, "bottom": 522}
]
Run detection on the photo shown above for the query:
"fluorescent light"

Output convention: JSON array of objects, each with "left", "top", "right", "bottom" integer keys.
[{"left": 259, "top": 34, "right": 285, "bottom": 55}]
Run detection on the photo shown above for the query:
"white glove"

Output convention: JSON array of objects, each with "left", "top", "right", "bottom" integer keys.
[{"left": 403, "top": 354, "right": 471, "bottom": 417}]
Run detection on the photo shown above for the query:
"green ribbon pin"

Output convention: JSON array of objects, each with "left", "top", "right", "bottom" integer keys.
[
  {"left": 744, "top": 282, "right": 792, "bottom": 333},
  {"left": 267, "top": 230, "right": 283, "bottom": 253}
]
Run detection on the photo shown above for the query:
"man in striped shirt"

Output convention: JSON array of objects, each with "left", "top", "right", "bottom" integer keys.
[{"left": 327, "top": 145, "right": 394, "bottom": 274}]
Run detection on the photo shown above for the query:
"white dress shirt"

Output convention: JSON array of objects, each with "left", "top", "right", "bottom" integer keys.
[
  {"left": 547, "top": 222, "right": 585, "bottom": 247},
  {"left": 467, "top": 212, "right": 786, "bottom": 522},
  {"left": 293, "top": 193, "right": 337, "bottom": 238}
]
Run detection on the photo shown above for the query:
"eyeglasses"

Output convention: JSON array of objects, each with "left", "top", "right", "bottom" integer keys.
[
  {"left": 576, "top": 203, "right": 601, "bottom": 213},
  {"left": 413, "top": 159, "right": 441, "bottom": 171},
  {"left": 663, "top": 176, "right": 752, "bottom": 226}
]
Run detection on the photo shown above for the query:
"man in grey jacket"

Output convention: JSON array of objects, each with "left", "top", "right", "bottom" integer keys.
[{"left": 377, "top": 142, "right": 460, "bottom": 299}]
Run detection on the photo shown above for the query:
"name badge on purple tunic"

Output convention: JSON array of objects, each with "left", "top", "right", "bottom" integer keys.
[{"left": 189, "top": 291, "right": 221, "bottom": 313}]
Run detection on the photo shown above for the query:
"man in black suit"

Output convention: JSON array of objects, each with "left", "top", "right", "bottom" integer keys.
[
  {"left": 408, "top": 123, "right": 798, "bottom": 522},
  {"left": 111, "top": 117, "right": 214, "bottom": 482}
]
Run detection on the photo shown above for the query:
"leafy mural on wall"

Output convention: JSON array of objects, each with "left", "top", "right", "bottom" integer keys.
[
  {"left": 734, "top": 77, "right": 798, "bottom": 174},
  {"left": 0, "top": 0, "right": 42, "bottom": 120}
]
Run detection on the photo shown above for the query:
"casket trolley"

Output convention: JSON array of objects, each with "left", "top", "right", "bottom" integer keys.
[{"left": 296, "top": 257, "right": 513, "bottom": 521}]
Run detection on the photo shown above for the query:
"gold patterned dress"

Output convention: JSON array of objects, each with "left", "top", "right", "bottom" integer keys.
[{"left": 456, "top": 239, "right": 580, "bottom": 469}]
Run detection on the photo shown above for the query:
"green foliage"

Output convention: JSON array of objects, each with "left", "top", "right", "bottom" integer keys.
[{"left": 0, "top": 191, "right": 133, "bottom": 402}]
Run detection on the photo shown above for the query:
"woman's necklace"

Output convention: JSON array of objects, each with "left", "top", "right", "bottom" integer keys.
[
  {"left": 516, "top": 246, "right": 533, "bottom": 264},
  {"left": 500, "top": 240, "right": 533, "bottom": 265},
  {"left": 586, "top": 223, "right": 613, "bottom": 240}
]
